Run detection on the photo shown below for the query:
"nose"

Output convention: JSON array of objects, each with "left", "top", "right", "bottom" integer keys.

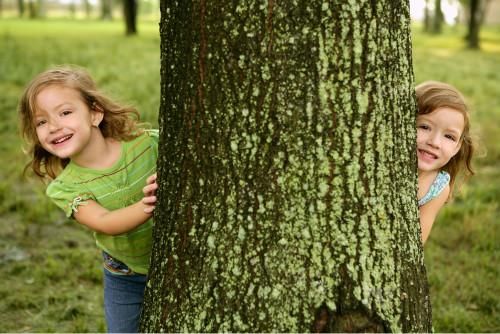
[
  {"left": 47, "top": 117, "right": 61, "bottom": 133},
  {"left": 426, "top": 131, "right": 441, "bottom": 148}
]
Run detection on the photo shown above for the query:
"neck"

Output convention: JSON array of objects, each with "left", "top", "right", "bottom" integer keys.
[{"left": 72, "top": 128, "right": 121, "bottom": 169}]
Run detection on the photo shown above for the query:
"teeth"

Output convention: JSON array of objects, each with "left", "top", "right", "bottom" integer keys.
[
  {"left": 54, "top": 135, "right": 71, "bottom": 144},
  {"left": 420, "top": 149, "right": 437, "bottom": 159}
]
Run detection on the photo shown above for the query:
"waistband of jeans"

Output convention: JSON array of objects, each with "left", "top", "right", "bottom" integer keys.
[{"left": 102, "top": 251, "right": 135, "bottom": 276}]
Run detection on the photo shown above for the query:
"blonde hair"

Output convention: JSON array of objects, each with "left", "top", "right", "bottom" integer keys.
[
  {"left": 19, "top": 65, "right": 144, "bottom": 180},
  {"left": 415, "top": 81, "right": 475, "bottom": 195}
]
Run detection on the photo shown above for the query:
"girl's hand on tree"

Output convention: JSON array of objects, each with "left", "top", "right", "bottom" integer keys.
[{"left": 142, "top": 173, "right": 158, "bottom": 214}]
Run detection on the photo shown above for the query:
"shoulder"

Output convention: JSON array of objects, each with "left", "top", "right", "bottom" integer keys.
[
  {"left": 421, "top": 183, "right": 450, "bottom": 210},
  {"left": 436, "top": 170, "right": 450, "bottom": 186},
  {"left": 418, "top": 170, "right": 451, "bottom": 207},
  {"left": 46, "top": 170, "right": 95, "bottom": 218},
  {"left": 143, "top": 129, "right": 159, "bottom": 139},
  {"left": 46, "top": 166, "right": 77, "bottom": 196},
  {"left": 127, "top": 129, "right": 159, "bottom": 146}
]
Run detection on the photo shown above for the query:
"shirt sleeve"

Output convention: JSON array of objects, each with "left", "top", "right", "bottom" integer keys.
[
  {"left": 46, "top": 179, "right": 96, "bottom": 218},
  {"left": 145, "top": 129, "right": 159, "bottom": 143},
  {"left": 145, "top": 129, "right": 159, "bottom": 159}
]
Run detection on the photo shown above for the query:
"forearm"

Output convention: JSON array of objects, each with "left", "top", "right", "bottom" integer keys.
[
  {"left": 97, "top": 201, "right": 152, "bottom": 235},
  {"left": 75, "top": 200, "right": 152, "bottom": 236}
]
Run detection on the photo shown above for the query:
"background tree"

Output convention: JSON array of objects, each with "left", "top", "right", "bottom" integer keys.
[
  {"left": 27, "top": 0, "right": 37, "bottom": 18},
  {"left": 83, "top": 0, "right": 91, "bottom": 18},
  {"left": 101, "top": 0, "right": 112, "bottom": 20},
  {"left": 123, "top": 0, "right": 137, "bottom": 35},
  {"left": 17, "top": 0, "right": 24, "bottom": 17},
  {"left": 467, "top": 0, "right": 481, "bottom": 48},
  {"left": 461, "top": 0, "right": 492, "bottom": 49},
  {"left": 423, "top": 0, "right": 432, "bottom": 32},
  {"left": 431, "top": 0, "right": 444, "bottom": 34},
  {"left": 141, "top": 1, "right": 432, "bottom": 332}
]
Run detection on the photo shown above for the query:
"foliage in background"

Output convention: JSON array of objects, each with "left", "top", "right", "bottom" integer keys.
[{"left": 0, "top": 18, "right": 498, "bottom": 332}]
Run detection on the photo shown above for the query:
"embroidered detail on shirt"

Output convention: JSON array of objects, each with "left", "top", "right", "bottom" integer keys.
[
  {"left": 418, "top": 171, "right": 450, "bottom": 207},
  {"left": 70, "top": 196, "right": 88, "bottom": 213}
]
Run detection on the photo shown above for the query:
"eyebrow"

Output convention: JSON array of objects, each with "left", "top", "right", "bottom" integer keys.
[
  {"left": 417, "top": 116, "right": 463, "bottom": 135},
  {"left": 34, "top": 102, "right": 73, "bottom": 117}
]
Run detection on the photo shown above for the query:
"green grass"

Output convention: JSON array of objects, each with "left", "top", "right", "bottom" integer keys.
[{"left": 0, "top": 18, "right": 498, "bottom": 332}]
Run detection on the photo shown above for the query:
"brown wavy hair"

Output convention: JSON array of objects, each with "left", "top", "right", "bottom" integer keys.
[
  {"left": 415, "top": 81, "right": 475, "bottom": 195},
  {"left": 19, "top": 65, "right": 144, "bottom": 180}
]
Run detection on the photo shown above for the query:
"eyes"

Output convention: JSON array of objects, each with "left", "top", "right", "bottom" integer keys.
[
  {"left": 417, "top": 123, "right": 458, "bottom": 142},
  {"left": 35, "top": 110, "right": 72, "bottom": 128}
]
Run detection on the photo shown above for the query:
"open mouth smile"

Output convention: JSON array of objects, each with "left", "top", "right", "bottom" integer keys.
[
  {"left": 51, "top": 134, "right": 73, "bottom": 145},
  {"left": 418, "top": 148, "right": 438, "bottom": 160}
]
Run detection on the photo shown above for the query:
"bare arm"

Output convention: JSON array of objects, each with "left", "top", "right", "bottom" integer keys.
[
  {"left": 419, "top": 185, "right": 449, "bottom": 245},
  {"left": 73, "top": 199, "right": 152, "bottom": 236}
]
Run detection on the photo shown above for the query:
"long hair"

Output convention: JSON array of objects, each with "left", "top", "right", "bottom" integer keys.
[
  {"left": 415, "top": 81, "right": 475, "bottom": 195},
  {"left": 19, "top": 65, "right": 144, "bottom": 180}
]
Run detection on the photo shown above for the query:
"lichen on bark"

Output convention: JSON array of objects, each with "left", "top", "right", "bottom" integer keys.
[{"left": 140, "top": 1, "right": 432, "bottom": 332}]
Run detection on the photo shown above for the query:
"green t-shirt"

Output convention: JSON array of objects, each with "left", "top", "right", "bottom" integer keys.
[{"left": 46, "top": 130, "right": 159, "bottom": 274}]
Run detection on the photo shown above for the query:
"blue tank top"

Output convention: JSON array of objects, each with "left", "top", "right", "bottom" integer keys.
[{"left": 418, "top": 171, "right": 450, "bottom": 207}]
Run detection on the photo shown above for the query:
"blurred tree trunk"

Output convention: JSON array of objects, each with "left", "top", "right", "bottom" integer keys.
[
  {"left": 18, "top": 0, "right": 24, "bottom": 17},
  {"left": 83, "top": 0, "right": 91, "bottom": 18},
  {"left": 141, "top": 1, "right": 432, "bottom": 332},
  {"left": 123, "top": 0, "right": 138, "bottom": 35},
  {"left": 28, "top": 0, "right": 36, "bottom": 18},
  {"left": 466, "top": 0, "right": 491, "bottom": 49},
  {"left": 69, "top": 0, "right": 76, "bottom": 18},
  {"left": 101, "top": 0, "right": 112, "bottom": 20},
  {"left": 467, "top": 0, "right": 480, "bottom": 48},
  {"left": 431, "top": 0, "right": 444, "bottom": 34},
  {"left": 36, "top": 0, "right": 45, "bottom": 17},
  {"left": 423, "top": 0, "right": 431, "bottom": 32}
]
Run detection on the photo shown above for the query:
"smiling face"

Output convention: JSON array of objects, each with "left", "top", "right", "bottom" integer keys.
[
  {"left": 34, "top": 85, "right": 103, "bottom": 162},
  {"left": 417, "top": 107, "right": 465, "bottom": 173}
]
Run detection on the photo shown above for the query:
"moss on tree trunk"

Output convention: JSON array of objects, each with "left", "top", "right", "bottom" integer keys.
[{"left": 140, "top": 1, "right": 432, "bottom": 332}]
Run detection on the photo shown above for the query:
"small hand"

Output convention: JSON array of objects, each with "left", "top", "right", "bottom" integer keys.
[{"left": 142, "top": 173, "right": 158, "bottom": 214}]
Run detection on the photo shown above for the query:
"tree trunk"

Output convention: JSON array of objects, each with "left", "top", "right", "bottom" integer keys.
[
  {"left": 141, "top": 1, "right": 432, "bottom": 332},
  {"left": 467, "top": 0, "right": 481, "bottom": 49},
  {"left": 101, "top": 0, "right": 112, "bottom": 20},
  {"left": 18, "top": 0, "right": 24, "bottom": 17},
  {"left": 123, "top": 0, "right": 138, "bottom": 35},
  {"left": 28, "top": 0, "right": 36, "bottom": 18},
  {"left": 83, "top": 0, "right": 91, "bottom": 18},
  {"left": 423, "top": 0, "right": 431, "bottom": 33},
  {"left": 431, "top": 0, "right": 444, "bottom": 34}
]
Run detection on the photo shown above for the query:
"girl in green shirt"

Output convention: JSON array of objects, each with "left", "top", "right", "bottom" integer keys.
[{"left": 19, "top": 65, "right": 158, "bottom": 333}]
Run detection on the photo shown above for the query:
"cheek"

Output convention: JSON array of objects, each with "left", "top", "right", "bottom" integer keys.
[
  {"left": 35, "top": 127, "right": 44, "bottom": 139},
  {"left": 416, "top": 131, "right": 425, "bottom": 143}
]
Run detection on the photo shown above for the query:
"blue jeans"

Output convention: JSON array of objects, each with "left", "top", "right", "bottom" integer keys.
[{"left": 102, "top": 253, "right": 147, "bottom": 333}]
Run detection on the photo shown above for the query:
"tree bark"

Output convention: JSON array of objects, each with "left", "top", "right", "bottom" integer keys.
[
  {"left": 123, "top": 0, "right": 138, "bottom": 35},
  {"left": 141, "top": 1, "right": 432, "bottom": 332}
]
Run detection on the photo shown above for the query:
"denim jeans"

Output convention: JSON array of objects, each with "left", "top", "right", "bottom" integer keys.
[{"left": 102, "top": 252, "right": 147, "bottom": 333}]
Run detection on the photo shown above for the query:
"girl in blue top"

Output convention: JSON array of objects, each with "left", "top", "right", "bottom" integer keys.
[{"left": 415, "top": 81, "right": 475, "bottom": 244}]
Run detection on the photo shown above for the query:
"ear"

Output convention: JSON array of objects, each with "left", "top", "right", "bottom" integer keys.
[{"left": 91, "top": 105, "right": 104, "bottom": 127}]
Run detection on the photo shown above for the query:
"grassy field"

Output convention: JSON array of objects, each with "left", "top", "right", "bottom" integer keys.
[{"left": 0, "top": 18, "right": 498, "bottom": 332}]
